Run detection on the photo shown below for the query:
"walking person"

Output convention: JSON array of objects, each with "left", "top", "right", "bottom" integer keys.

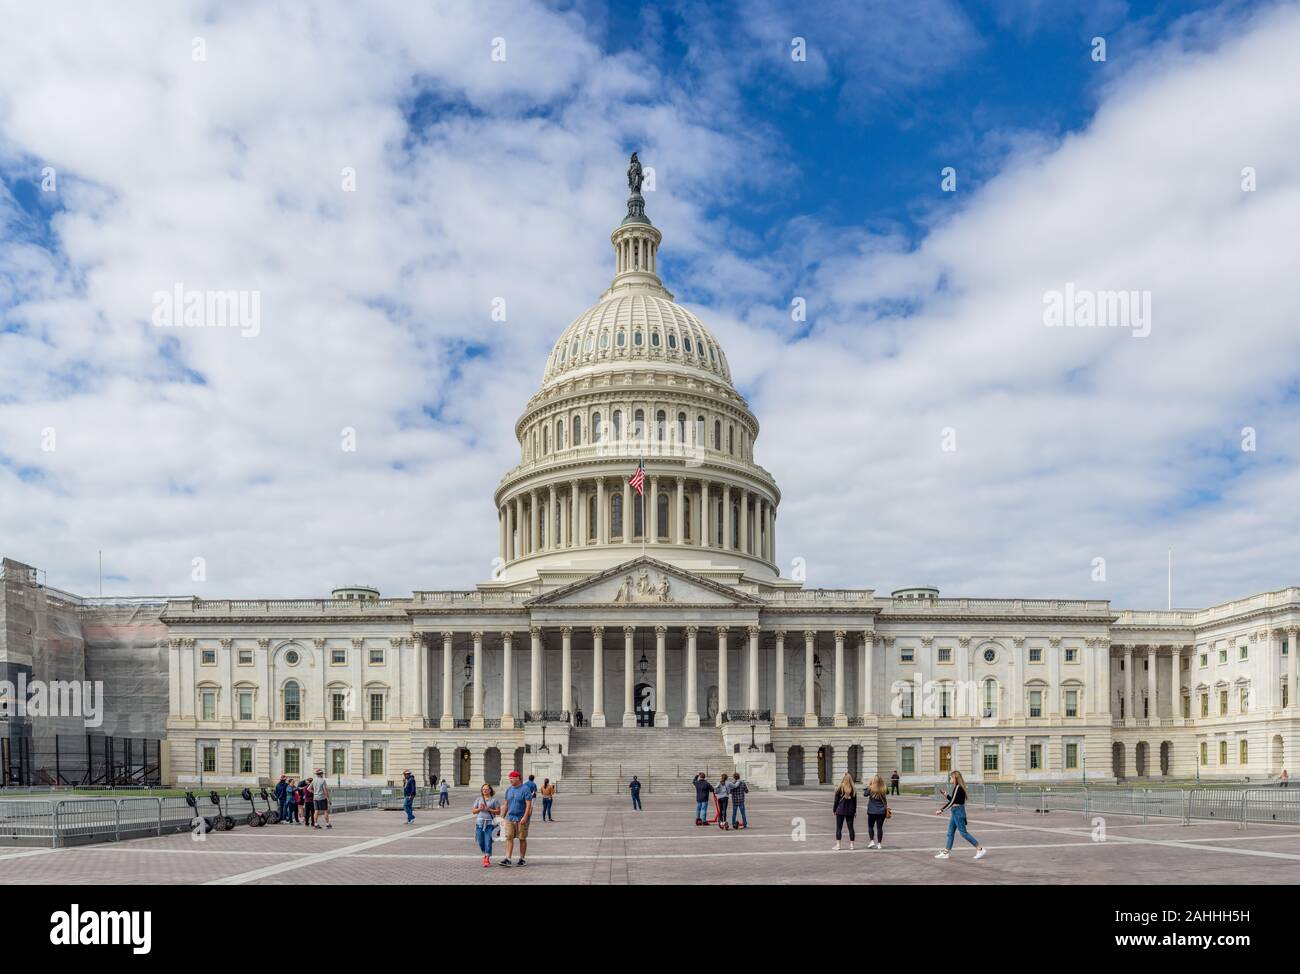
[
  {"left": 934, "top": 770, "right": 986, "bottom": 860},
  {"left": 715, "top": 773, "right": 731, "bottom": 830},
  {"left": 301, "top": 777, "right": 315, "bottom": 828},
  {"left": 439, "top": 777, "right": 451, "bottom": 807},
  {"left": 525, "top": 774, "right": 539, "bottom": 802},
  {"left": 286, "top": 778, "right": 300, "bottom": 824},
  {"left": 693, "top": 773, "right": 714, "bottom": 826},
  {"left": 540, "top": 778, "right": 556, "bottom": 821},
  {"left": 889, "top": 770, "right": 900, "bottom": 796},
  {"left": 865, "top": 774, "right": 889, "bottom": 849},
  {"left": 629, "top": 776, "right": 642, "bottom": 811},
  {"left": 402, "top": 769, "right": 417, "bottom": 824},
  {"left": 274, "top": 774, "right": 289, "bottom": 823},
  {"left": 472, "top": 784, "right": 502, "bottom": 868},
  {"left": 313, "top": 769, "right": 331, "bottom": 829},
  {"left": 1281, "top": 769, "right": 1290, "bottom": 788},
  {"left": 832, "top": 773, "right": 856, "bottom": 850},
  {"left": 500, "top": 770, "right": 533, "bottom": 866},
  {"left": 729, "top": 772, "right": 749, "bottom": 829}
]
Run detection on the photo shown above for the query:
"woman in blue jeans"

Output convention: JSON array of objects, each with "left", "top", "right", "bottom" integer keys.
[
  {"left": 472, "top": 784, "right": 502, "bottom": 869},
  {"left": 934, "top": 770, "right": 987, "bottom": 860}
]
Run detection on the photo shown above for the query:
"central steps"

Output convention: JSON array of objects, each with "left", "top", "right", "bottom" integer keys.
[{"left": 562, "top": 727, "right": 735, "bottom": 794}]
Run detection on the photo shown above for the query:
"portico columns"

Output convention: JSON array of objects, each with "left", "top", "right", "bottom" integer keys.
[
  {"left": 591, "top": 627, "right": 606, "bottom": 727},
  {"left": 470, "top": 631, "right": 484, "bottom": 729},
  {"left": 655, "top": 626, "right": 669, "bottom": 726},
  {"left": 1147, "top": 644, "right": 1158, "bottom": 720},
  {"left": 861, "top": 633, "right": 874, "bottom": 716},
  {"left": 561, "top": 627, "right": 573, "bottom": 722},
  {"left": 739, "top": 489, "right": 748, "bottom": 554},
  {"left": 440, "top": 631, "right": 454, "bottom": 728},
  {"left": 501, "top": 632, "right": 514, "bottom": 728},
  {"left": 1123, "top": 645, "right": 1134, "bottom": 722},
  {"left": 1170, "top": 646, "right": 1182, "bottom": 719},
  {"left": 717, "top": 627, "right": 729, "bottom": 725},
  {"left": 548, "top": 485, "right": 557, "bottom": 550},
  {"left": 684, "top": 626, "right": 700, "bottom": 727},
  {"left": 833, "top": 630, "right": 847, "bottom": 726},
  {"left": 804, "top": 630, "right": 817, "bottom": 725},
  {"left": 623, "top": 627, "right": 636, "bottom": 727},
  {"left": 774, "top": 631, "right": 787, "bottom": 726},
  {"left": 701, "top": 481, "right": 710, "bottom": 549},
  {"left": 747, "top": 626, "right": 760, "bottom": 710},
  {"left": 1289, "top": 628, "right": 1299, "bottom": 709},
  {"left": 530, "top": 489, "right": 539, "bottom": 554},
  {"left": 597, "top": 479, "right": 607, "bottom": 544},
  {"left": 529, "top": 627, "right": 542, "bottom": 712}
]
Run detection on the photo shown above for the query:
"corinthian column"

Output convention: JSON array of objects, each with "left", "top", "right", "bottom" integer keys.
[
  {"left": 684, "top": 626, "right": 700, "bottom": 727},
  {"left": 591, "top": 626, "right": 606, "bottom": 727},
  {"left": 561, "top": 627, "right": 573, "bottom": 723},
  {"left": 833, "top": 630, "right": 847, "bottom": 726},
  {"left": 804, "top": 630, "right": 817, "bottom": 725},
  {"left": 1289, "top": 628, "right": 1299, "bottom": 710},
  {"left": 440, "top": 631, "right": 454, "bottom": 729},
  {"left": 655, "top": 625, "right": 669, "bottom": 726},
  {"left": 530, "top": 627, "right": 542, "bottom": 713},
  {"left": 717, "top": 626, "right": 729, "bottom": 725},
  {"left": 861, "top": 633, "right": 874, "bottom": 717},
  {"left": 623, "top": 626, "right": 636, "bottom": 727},
  {"left": 774, "top": 631, "right": 787, "bottom": 726},
  {"left": 470, "top": 631, "right": 484, "bottom": 729},
  {"left": 501, "top": 632, "right": 514, "bottom": 728},
  {"left": 747, "top": 626, "right": 760, "bottom": 711}
]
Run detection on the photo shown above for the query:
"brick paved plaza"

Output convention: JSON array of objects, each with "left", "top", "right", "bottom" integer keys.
[{"left": 3, "top": 791, "right": 1300, "bottom": 885}]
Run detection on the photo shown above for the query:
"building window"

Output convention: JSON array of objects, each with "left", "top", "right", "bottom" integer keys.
[
  {"left": 655, "top": 409, "right": 666, "bottom": 440},
  {"left": 713, "top": 420, "right": 721, "bottom": 450},
  {"left": 634, "top": 493, "right": 645, "bottom": 538},
  {"left": 202, "top": 747, "right": 216, "bottom": 773},
  {"left": 200, "top": 690, "right": 216, "bottom": 721},
  {"left": 1064, "top": 689, "right": 1078, "bottom": 718},
  {"left": 900, "top": 746, "right": 915, "bottom": 773},
  {"left": 331, "top": 749, "right": 346, "bottom": 775},
  {"left": 1029, "top": 742, "right": 1042, "bottom": 770},
  {"left": 239, "top": 747, "right": 253, "bottom": 774},
  {"left": 613, "top": 410, "right": 623, "bottom": 441},
  {"left": 937, "top": 647, "right": 952, "bottom": 663},
  {"left": 634, "top": 409, "right": 645, "bottom": 440},
  {"left": 982, "top": 745, "right": 999, "bottom": 772},
  {"left": 1240, "top": 739, "right": 1249, "bottom": 764},
  {"left": 1218, "top": 649, "right": 1228, "bottom": 664},
  {"left": 900, "top": 647, "right": 914, "bottom": 664},
  {"left": 1029, "top": 690, "right": 1042, "bottom": 718},
  {"left": 556, "top": 418, "right": 565, "bottom": 449},
  {"left": 1029, "top": 648, "right": 1042, "bottom": 663},
  {"left": 369, "top": 749, "right": 384, "bottom": 776},
  {"left": 1219, "top": 690, "right": 1228, "bottom": 715},
  {"left": 284, "top": 748, "right": 301, "bottom": 775},
  {"left": 238, "top": 649, "right": 253, "bottom": 665},
  {"left": 572, "top": 416, "right": 582, "bottom": 446},
  {"left": 592, "top": 412, "right": 602, "bottom": 442},
  {"left": 939, "top": 685, "right": 952, "bottom": 718},
  {"left": 1200, "top": 653, "right": 1207, "bottom": 668},
  {"left": 983, "top": 679, "right": 997, "bottom": 719},
  {"left": 1065, "top": 742, "right": 1079, "bottom": 769},
  {"left": 1182, "top": 695, "right": 1190, "bottom": 718},
  {"left": 612, "top": 494, "right": 623, "bottom": 537},
  {"left": 588, "top": 495, "right": 597, "bottom": 540},
  {"left": 331, "top": 649, "right": 346, "bottom": 665},
  {"left": 683, "top": 496, "right": 692, "bottom": 541},
  {"left": 237, "top": 692, "right": 253, "bottom": 721},
  {"left": 728, "top": 426, "right": 734, "bottom": 454},
  {"left": 1285, "top": 685, "right": 1290, "bottom": 709},
  {"left": 1065, "top": 648, "right": 1078, "bottom": 663},
  {"left": 1218, "top": 740, "right": 1228, "bottom": 765},
  {"left": 331, "top": 692, "right": 347, "bottom": 722},
  {"left": 1240, "top": 687, "right": 1250, "bottom": 713},
  {"left": 657, "top": 493, "right": 669, "bottom": 539},
  {"left": 284, "top": 681, "right": 301, "bottom": 722},
  {"left": 1199, "top": 741, "right": 1207, "bottom": 766},
  {"left": 201, "top": 649, "right": 216, "bottom": 665},
  {"left": 369, "top": 693, "right": 385, "bottom": 722},
  {"left": 1200, "top": 693, "right": 1209, "bottom": 718},
  {"left": 900, "top": 685, "right": 914, "bottom": 719},
  {"left": 369, "top": 649, "right": 384, "bottom": 665}
]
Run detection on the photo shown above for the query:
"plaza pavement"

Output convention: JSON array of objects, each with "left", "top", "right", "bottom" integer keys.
[{"left": 3, "top": 790, "right": 1300, "bottom": 884}]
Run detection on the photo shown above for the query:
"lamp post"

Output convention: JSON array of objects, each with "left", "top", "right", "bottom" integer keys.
[{"left": 748, "top": 719, "right": 758, "bottom": 751}]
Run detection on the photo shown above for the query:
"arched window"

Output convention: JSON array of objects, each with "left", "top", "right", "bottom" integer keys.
[
  {"left": 728, "top": 426, "right": 735, "bottom": 455},
  {"left": 284, "top": 681, "right": 301, "bottom": 722},
  {"left": 651, "top": 330, "right": 661, "bottom": 347},
  {"left": 584, "top": 335, "right": 594, "bottom": 352},
  {"left": 543, "top": 426, "right": 550, "bottom": 455},
  {"left": 713, "top": 420, "right": 721, "bottom": 450},
  {"left": 556, "top": 419, "right": 565, "bottom": 450},
  {"left": 591, "top": 412, "right": 602, "bottom": 443},
  {"left": 657, "top": 493, "right": 669, "bottom": 539},
  {"left": 696, "top": 415, "right": 705, "bottom": 447},
  {"left": 684, "top": 495, "right": 692, "bottom": 541},
  {"left": 634, "top": 331, "right": 643, "bottom": 347},
  {"left": 613, "top": 410, "right": 623, "bottom": 441},
  {"left": 588, "top": 495, "right": 597, "bottom": 540},
  {"left": 611, "top": 494, "right": 623, "bottom": 538},
  {"left": 572, "top": 415, "right": 582, "bottom": 446},
  {"left": 983, "top": 679, "right": 998, "bottom": 719},
  {"left": 616, "top": 331, "right": 626, "bottom": 348},
  {"left": 716, "top": 499, "right": 725, "bottom": 545},
  {"left": 539, "top": 511, "right": 546, "bottom": 548},
  {"left": 668, "top": 333, "right": 677, "bottom": 349},
  {"left": 634, "top": 409, "right": 645, "bottom": 441},
  {"left": 655, "top": 410, "right": 666, "bottom": 441},
  {"left": 684, "top": 336, "right": 693, "bottom": 353},
  {"left": 555, "top": 500, "right": 562, "bottom": 542},
  {"left": 599, "top": 332, "right": 609, "bottom": 349},
  {"left": 676, "top": 412, "right": 686, "bottom": 443}
]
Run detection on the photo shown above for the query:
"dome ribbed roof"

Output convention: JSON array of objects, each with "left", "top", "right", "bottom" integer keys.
[{"left": 542, "top": 292, "right": 732, "bottom": 388}]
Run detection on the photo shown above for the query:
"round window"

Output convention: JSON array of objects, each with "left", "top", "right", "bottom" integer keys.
[
  {"left": 286, "top": 650, "right": 300, "bottom": 665},
  {"left": 983, "top": 648, "right": 996, "bottom": 663}
]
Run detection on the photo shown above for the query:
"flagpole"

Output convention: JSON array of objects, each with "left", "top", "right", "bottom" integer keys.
[{"left": 641, "top": 453, "right": 646, "bottom": 560}]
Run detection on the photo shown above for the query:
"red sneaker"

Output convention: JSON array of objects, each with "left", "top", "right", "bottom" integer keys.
[{"left": 482, "top": 855, "right": 490, "bottom": 868}]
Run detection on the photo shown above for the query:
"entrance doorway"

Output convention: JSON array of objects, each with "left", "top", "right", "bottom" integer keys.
[
  {"left": 848, "top": 745, "right": 863, "bottom": 782},
  {"left": 1112, "top": 742, "right": 1125, "bottom": 779},
  {"left": 787, "top": 746, "right": 805, "bottom": 786},
  {"left": 462, "top": 683, "right": 474, "bottom": 721},
  {"left": 426, "top": 746, "right": 441, "bottom": 786},
  {"left": 484, "top": 747, "right": 501, "bottom": 785},
  {"left": 1159, "top": 741, "right": 1171, "bottom": 776},
  {"left": 634, "top": 682, "right": 656, "bottom": 727},
  {"left": 817, "top": 745, "right": 833, "bottom": 784},
  {"left": 938, "top": 745, "right": 953, "bottom": 774},
  {"left": 456, "top": 747, "right": 471, "bottom": 786}
]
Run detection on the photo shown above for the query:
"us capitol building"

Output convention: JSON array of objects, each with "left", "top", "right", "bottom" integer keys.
[{"left": 5, "top": 157, "right": 1298, "bottom": 791}]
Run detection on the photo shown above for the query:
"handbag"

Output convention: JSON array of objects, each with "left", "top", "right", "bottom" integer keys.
[{"left": 885, "top": 806, "right": 893, "bottom": 819}]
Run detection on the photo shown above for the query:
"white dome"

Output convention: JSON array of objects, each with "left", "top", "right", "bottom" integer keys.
[{"left": 542, "top": 292, "right": 733, "bottom": 388}]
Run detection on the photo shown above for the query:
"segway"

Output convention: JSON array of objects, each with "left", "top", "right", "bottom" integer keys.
[
  {"left": 240, "top": 787, "right": 268, "bottom": 827},
  {"left": 186, "top": 790, "right": 234, "bottom": 832},
  {"left": 258, "top": 786, "right": 281, "bottom": 824},
  {"left": 185, "top": 791, "right": 215, "bottom": 833}
]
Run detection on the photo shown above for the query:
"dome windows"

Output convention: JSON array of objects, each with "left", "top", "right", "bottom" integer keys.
[
  {"left": 634, "top": 331, "right": 644, "bottom": 347},
  {"left": 684, "top": 337, "right": 692, "bottom": 353},
  {"left": 667, "top": 333, "right": 677, "bottom": 350},
  {"left": 599, "top": 332, "right": 609, "bottom": 349},
  {"left": 616, "top": 331, "right": 626, "bottom": 348},
  {"left": 591, "top": 412, "right": 602, "bottom": 443},
  {"left": 585, "top": 335, "right": 594, "bottom": 353},
  {"left": 651, "top": 331, "right": 661, "bottom": 348}
]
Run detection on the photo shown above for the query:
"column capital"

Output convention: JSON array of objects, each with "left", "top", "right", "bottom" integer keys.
[
  {"left": 529, "top": 626, "right": 542, "bottom": 638},
  {"left": 957, "top": 635, "right": 971, "bottom": 648},
  {"left": 716, "top": 625, "right": 730, "bottom": 636},
  {"left": 441, "top": 630, "right": 454, "bottom": 641},
  {"left": 591, "top": 625, "right": 605, "bottom": 638},
  {"left": 1012, "top": 636, "right": 1025, "bottom": 649},
  {"left": 623, "top": 626, "right": 637, "bottom": 637},
  {"left": 561, "top": 626, "right": 573, "bottom": 637},
  {"left": 862, "top": 632, "right": 874, "bottom": 647},
  {"left": 685, "top": 625, "right": 699, "bottom": 637},
  {"left": 1048, "top": 636, "right": 1062, "bottom": 648},
  {"left": 502, "top": 631, "right": 513, "bottom": 647},
  {"left": 471, "top": 630, "right": 483, "bottom": 641},
  {"left": 1288, "top": 626, "right": 1299, "bottom": 637},
  {"left": 834, "top": 629, "right": 847, "bottom": 641},
  {"left": 351, "top": 637, "right": 365, "bottom": 650},
  {"left": 654, "top": 625, "right": 667, "bottom": 636},
  {"left": 803, "top": 629, "right": 816, "bottom": 641},
  {"left": 747, "top": 625, "right": 761, "bottom": 638}
]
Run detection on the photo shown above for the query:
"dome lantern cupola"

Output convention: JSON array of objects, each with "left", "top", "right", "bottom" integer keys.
[{"left": 605, "top": 151, "right": 669, "bottom": 301}]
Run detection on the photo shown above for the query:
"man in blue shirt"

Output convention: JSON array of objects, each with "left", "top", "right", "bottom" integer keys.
[
  {"left": 500, "top": 770, "right": 533, "bottom": 866},
  {"left": 629, "top": 776, "right": 642, "bottom": 810},
  {"left": 525, "top": 774, "right": 539, "bottom": 800},
  {"left": 402, "top": 770, "right": 417, "bottom": 824}
]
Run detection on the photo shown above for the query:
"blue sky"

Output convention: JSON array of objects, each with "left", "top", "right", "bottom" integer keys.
[{"left": 0, "top": 0, "right": 1297, "bottom": 606}]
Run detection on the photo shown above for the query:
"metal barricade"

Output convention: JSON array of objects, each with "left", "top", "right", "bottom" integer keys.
[
  {"left": 1187, "top": 788, "right": 1247, "bottom": 829},
  {"left": 0, "top": 799, "right": 57, "bottom": 847},
  {"left": 53, "top": 798, "right": 119, "bottom": 846},
  {"left": 1241, "top": 789, "right": 1300, "bottom": 825}
]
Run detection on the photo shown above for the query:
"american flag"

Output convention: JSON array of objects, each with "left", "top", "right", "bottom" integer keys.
[{"left": 629, "top": 458, "right": 645, "bottom": 495}]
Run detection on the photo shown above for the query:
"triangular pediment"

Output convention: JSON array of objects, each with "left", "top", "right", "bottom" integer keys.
[{"left": 527, "top": 557, "right": 764, "bottom": 607}]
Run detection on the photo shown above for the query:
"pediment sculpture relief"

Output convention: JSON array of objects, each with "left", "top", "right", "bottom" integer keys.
[{"left": 613, "top": 567, "right": 672, "bottom": 603}]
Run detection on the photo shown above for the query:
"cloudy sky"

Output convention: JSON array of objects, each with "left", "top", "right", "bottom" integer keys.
[{"left": 1, "top": 0, "right": 1297, "bottom": 608}]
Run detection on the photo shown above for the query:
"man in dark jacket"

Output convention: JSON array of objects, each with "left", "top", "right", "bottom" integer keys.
[
  {"left": 693, "top": 773, "right": 714, "bottom": 825},
  {"left": 402, "top": 770, "right": 417, "bottom": 824},
  {"left": 890, "top": 770, "right": 900, "bottom": 795},
  {"left": 273, "top": 775, "right": 288, "bottom": 823}
]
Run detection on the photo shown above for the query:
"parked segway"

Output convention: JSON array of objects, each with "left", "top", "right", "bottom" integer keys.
[
  {"left": 258, "top": 786, "right": 281, "bottom": 824},
  {"left": 241, "top": 787, "right": 268, "bottom": 827},
  {"left": 185, "top": 791, "right": 215, "bottom": 833},
  {"left": 187, "top": 790, "right": 234, "bottom": 832}
]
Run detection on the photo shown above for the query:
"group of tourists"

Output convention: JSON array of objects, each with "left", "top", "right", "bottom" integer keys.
[
  {"left": 471, "top": 769, "right": 537, "bottom": 867},
  {"left": 272, "top": 772, "right": 331, "bottom": 829},
  {"left": 831, "top": 769, "right": 985, "bottom": 858},
  {"left": 691, "top": 771, "right": 750, "bottom": 829}
]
